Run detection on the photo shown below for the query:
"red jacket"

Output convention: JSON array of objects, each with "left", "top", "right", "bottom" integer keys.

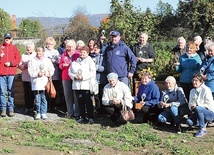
[
  {"left": 0, "top": 42, "right": 21, "bottom": 75},
  {"left": 59, "top": 50, "right": 80, "bottom": 80}
]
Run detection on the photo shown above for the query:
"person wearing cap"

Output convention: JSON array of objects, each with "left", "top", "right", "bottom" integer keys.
[
  {"left": 102, "top": 72, "right": 133, "bottom": 124},
  {"left": 104, "top": 30, "right": 137, "bottom": 86},
  {"left": 58, "top": 36, "right": 70, "bottom": 55},
  {"left": 0, "top": 33, "right": 21, "bottom": 117},
  {"left": 186, "top": 74, "right": 214, "bottom": 137},
  {"left": 157, "top": 76, "right": 190, "bottom": 134}
]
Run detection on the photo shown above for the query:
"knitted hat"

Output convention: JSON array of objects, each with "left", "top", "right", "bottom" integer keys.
[{"left": 107, "top": 72, "right": 118, "bottom": 80}]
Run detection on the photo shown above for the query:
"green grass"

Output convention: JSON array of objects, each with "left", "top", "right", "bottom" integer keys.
[{"left": 0, "top": 117, "right": 214, "bottom": 154}]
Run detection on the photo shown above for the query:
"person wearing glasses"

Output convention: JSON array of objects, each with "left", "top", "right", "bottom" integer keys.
[{"left": 0, "top": 33, "right": 21, "bottom": 117}]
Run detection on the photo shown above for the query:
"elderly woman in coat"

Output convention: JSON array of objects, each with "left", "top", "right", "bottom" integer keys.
[
  {"left": 157, "top": 76, "right": 189, "bottom": 133},
  {"left": 102, "top": 72, "right": 133, "bottom": 124},
  {"left": 68, "top": 45, "right": 96, "bottom": 124},
  {"left": 28, "top": 47, "right": 55, "bottom": 120}
]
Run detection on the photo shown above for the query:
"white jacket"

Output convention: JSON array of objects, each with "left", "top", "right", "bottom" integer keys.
[
  {"left": 44, "top": 48, "right": 60, "bottom": 80},
  {"left": 102, "top": 80, "right": 133, "bottom": 109},
  {"left": 68, "top": 56, "right": 96, "bottom": 90},
  {"left": 28, "top": 56, "right": 55, "bottom": 91},
  {"left": 189, "top": 83, "right": 214, "bottom": 112},
  {"left": 19, "top": 51, "right": 36, "bottom": 82}
]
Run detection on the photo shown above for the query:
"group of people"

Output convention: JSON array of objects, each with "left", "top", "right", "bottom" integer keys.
[{"left": 0, "top": 30, "right": 214, "bottom": 138}]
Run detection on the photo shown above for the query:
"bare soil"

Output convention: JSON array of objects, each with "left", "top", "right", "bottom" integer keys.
[{"left": 0, "top": 108, "right": 214, "bottom": 155}]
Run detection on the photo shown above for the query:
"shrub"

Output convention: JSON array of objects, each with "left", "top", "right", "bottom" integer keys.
[{"left": 151, "top": 41, "right": 177, "bottom": 80}]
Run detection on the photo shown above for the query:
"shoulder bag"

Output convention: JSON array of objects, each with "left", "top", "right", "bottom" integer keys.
[
  {"left": 120, "top": 103, "right": 135, "bottom": 121},
  {"left": 45, "top": 76, "right": 56, "bottom": 98}
]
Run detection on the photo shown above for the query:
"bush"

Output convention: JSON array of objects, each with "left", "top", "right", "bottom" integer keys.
[{"left": 151, "top": 41, "right": 177, "bottom": 80}]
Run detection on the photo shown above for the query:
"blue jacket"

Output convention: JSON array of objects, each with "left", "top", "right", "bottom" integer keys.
[
  {"left": 201, "top": 55, "right": 214, "bottom": 92},
  {"left": 90, "top": 53, "right": 108, "bottom": 85},
  {"left": 175, "top": 53, "right": 202, "bottom": 83},
  {"left": 104, "top": 40, "right": 137, "bottom": 77},
  {"left": 136, "top": 79, "right": 160, "bottom": 107}
]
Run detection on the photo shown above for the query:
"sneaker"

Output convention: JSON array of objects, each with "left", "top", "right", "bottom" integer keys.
[
  {"left": 88, "top": 118, "right": 94, "bottom": 124},
  {"left": 41, "top": 114, "right": 48, "bottom": 120},
  {"left": 35, "top": 113, "right": 41, "bottom": 120},
  {"left": 1, "top": 111, "right": 6, "bottom": 117},
  {"left": 176, "top": 124, "right": 182, "bottom": 134},
  {"left": 195, "top": 129, "right": 207, "bottom": 137},
  {"left": 77, "top": 118, "right": 85, "bottom": 124},
  {"left": 9, "top": 111, "right": 15, "bottom": 117},
  {"left": 207, "top": 122, "right": 214, "bottom": 127}
]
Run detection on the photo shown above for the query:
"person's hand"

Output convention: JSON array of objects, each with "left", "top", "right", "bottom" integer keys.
[
  {"left": 136, "top": 57, "right": 141, "bottom": 62},
  {"left": 173, "top": 62, "right": 180, "bottom": 66},
  {"left": 159, "top": 101, "right": 166, "bottom": 107},
  {"left": 201, "top": 74, "right": 207, "bottom": 80},
  {"left": 140, "top": 101, "right": 146, "bottom": 106},
  {"left": 191, "top": 104, "right": 196, "bottom": 110},
  {"left": 38, "top": 71, "right": 45, "bottom": 77},
  {"left": 63, "top": 63, "right": 69, "bottom": 67},
  {"left": 4, "top": 62, "right": 10, "bottom": 67},
  {"left": 75, "top": 75, "right": 83, "bottom": 80},
  {"left": 128, "top": 72, "right": 133, "bottom": 78},
  {"left": 112, "top": 98, "right": 121, "bottom": 105}
]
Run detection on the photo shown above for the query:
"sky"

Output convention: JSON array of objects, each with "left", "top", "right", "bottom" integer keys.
[{"left": 0, "top": 0, "right": 178, "bottom": 18}]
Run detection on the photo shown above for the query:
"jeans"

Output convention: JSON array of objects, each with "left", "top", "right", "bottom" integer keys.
[
  {"left": 186, "top": 106, "right": 214, "bottom": 129},
  {"left": 118, "top": 77, "right": 129, "bottom": 86},
  {"left": 0, "top": 76, "right": 15, "bottom": 111},
  {"left": 34, "top": 90, "right": 47, "bottom": 114},
  {"left": 158, "top": 106, "right": 180, "bottom": 124}
]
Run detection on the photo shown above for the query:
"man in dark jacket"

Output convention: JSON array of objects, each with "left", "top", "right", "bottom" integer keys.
[
  {"left": 131, "top": 32, "right": 156, "bottom": 76},
  {"left": 104, "top": 30, "right": 137, "bottom": 86},
  {"left": 0, "top": 33, "right": 21, "bottom": 117}
]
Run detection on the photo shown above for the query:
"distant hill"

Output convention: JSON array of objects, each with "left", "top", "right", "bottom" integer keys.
[{"left": 16, "top": 14, "right": 109, "bottom": 30}]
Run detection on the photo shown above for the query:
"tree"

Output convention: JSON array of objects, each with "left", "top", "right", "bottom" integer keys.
[
  {"left": 154, "top": 0, "right": 176, "bottom": 40},
  {"left": 175, "top": 0, "right": 214, "bottom": 38},
  {"left": 0, "top": 9, "right": 12, "bottom": 41},
  {"left": 18, "top": 19, "right": 44, "bottom": 38},
  {"left": 99, "top": 0, "right": 159, "bottom": 45},
  {"left": 66, "top": 7, "right": 98, "bottom": 43}
]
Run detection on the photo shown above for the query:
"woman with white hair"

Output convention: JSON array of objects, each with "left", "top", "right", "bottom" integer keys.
[
  {"left": 59, "top": 39, "right": 80, "bottom": 119},
  {"left": 158, "top": 76, "right": 189, "bottom": 133},
  {"left": 193, "top": 35, "right": 206, "bottom": 60},
  {"left": 200, "top": 43, "right": 214, "bottom": 99},
  {"left": 18, "top": 42, "right": 36, "bottom": 114}
]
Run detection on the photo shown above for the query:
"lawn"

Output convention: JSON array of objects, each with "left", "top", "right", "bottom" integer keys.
[{"left": 0, "top": 110, "right": 213, "bottom": 155}]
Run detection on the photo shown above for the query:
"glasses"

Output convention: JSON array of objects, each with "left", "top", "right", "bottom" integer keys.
[{"left": 5, "top": 37, "right": 11, "bottom": 40}]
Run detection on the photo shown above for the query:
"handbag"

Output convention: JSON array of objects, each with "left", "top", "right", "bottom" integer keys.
[
  {"left": 120, "top": 103, "right": 135, "bottom": 121},
  {"left": 89, "top": 77, "right": 99, "bottom": 95},
  {"left": 45, "top": 76, "right": 56, "bottom": 98}
]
